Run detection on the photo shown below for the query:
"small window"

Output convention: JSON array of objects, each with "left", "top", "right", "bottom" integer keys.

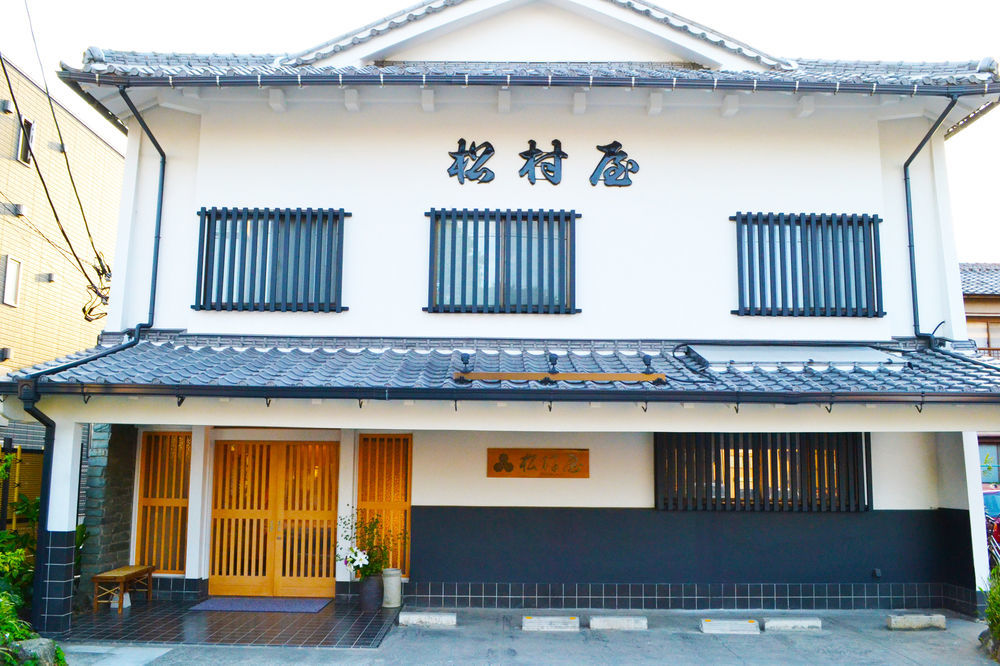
[
  {"left": 425, "top": 208, "right": 579, "bottom": 313},
  {"left": 16, "top": 118, "right": 34, "bottom": 165},
  {"left": 654, "top": 432, "right": 873, "bottom": 512},
  {"left": 733, "top": 212, "right": 884, "bottom": 317},
  {"left": 193, "top": 207, "right": 349, "bottom": 312},
  {"left": 982, "top": 440, "right": 1000, "bottom": 485},
  {"left": 2, "top": 256, "right": 21, "bottom": 306}
]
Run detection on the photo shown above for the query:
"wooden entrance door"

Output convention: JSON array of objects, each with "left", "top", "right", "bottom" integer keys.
[{"left": 209, "top": 441, "right": 338, "bottom": 597}]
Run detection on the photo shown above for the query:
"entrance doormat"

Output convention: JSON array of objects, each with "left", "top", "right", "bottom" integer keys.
[{"left": 190, "top": 597, "right": 333, "bottom": 613}]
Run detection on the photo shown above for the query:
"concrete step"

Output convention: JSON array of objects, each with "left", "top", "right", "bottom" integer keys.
[
  {"left": 398, "top": 611, "right": 457, "bottom": 627},
  {"left": 886, "top": 614, "right": 946, "bottom": 630},
  {"left": 700, "top": 618, "right": 760, "bottom": 635},
  {"left": 590, "top": 616, "right": 647, "bottom": 630},
  {"left": 764, "top": 617, "right": 822, "bottom": 631},
  {"left": 523, "top": 615, "right": 580, "bottom": 632}
]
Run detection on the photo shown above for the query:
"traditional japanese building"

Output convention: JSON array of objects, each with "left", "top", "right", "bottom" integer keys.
[{"left": 4, "top": 0, "right": 1000, "bottom": 635}]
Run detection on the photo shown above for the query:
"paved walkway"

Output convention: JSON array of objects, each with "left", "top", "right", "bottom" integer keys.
[{"left": 61, "top": 609, "right": 992, "bottom": 664}]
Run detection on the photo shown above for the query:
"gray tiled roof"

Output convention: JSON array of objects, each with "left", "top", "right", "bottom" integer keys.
[
  {"left": 279, "top": 0, "right": 793, "bottom": 69},
  {"left": 68, "top": 48, "right": 999, "bottom": 89},
  {"left": 961, "top": 263, "right": 1000, "bottom": 296},
  {"left": 7, "top": 333, "right": 1000, "bottom": 401}
]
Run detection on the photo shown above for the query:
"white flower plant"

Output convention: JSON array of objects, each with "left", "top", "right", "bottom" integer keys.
[{"left": 337, "top": 507, "right": 406, "bottom": 581}]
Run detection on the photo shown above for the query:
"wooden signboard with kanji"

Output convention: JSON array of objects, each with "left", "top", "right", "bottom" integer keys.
[{"left": 487, "top": 448, "right": 589, "bottom": 478}]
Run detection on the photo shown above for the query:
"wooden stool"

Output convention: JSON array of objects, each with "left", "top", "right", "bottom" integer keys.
[{"left": 92, "top": 565, "right": 155, "bottom": 614}]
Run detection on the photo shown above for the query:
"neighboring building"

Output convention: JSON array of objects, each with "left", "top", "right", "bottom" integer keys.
[
  {"left": 3, "top": 0, "right": 1000, "bottom": 636},
  {"left": 0, "top": 57, "right": 121, "bottom": 528},
  {"left": 960, "top": 263, "right": 1000, "bottom": 488},
  {"left": 962, "top": 263, "right": 1000, "bottom": 359}
]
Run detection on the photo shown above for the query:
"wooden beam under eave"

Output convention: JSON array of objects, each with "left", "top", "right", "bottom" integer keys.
[
  {"left": 721, "top": 94, "right": 739, "bottom": 117},
  {"left": 794, "top": 95, "right": 815, "bottom": 119},
  {"left": 421, "top": 88, "right": 435, "bottom": 112},
  {"left": 648, "top": 91, "right": 663, "bottom": 116},
  {"left": 344, "top": 88, "right": 360, "bottom": 112},
  {"left": 268, "top": 88, "right": 287, "bottom": 113},
  {"left": 498, "top": 88, "right": 511, "bottom": 113}
]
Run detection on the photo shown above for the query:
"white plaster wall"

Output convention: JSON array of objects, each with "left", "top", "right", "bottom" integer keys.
[
  {"left": 935, "top": 431, "right": 970, "bottom": 510},
  {"left": 111, "top": 108, "right": 202, "bottom": 332},
  {"left": 877, "top": 114, "right": 959, "bottom": 340},
  {"left": 410, "top": 430, "right": 653, "bottom": 507},
  {"left": 99, "top": 88, "right": 971, "bottom": 342},
  {"left": 870, "top": 432, "right": 940, "bottom": 510}
]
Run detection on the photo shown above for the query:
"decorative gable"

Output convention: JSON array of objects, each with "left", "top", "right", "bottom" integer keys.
[{"left": 284, "top": 0, "right": 788, "bottom": 71}]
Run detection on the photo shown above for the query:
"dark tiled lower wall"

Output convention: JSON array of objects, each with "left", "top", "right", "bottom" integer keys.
[
  {"left": 151, "top": 577, "right": 209, "bottom": 601},
  {"left": 34, "top": 530, "right": 76, "bottom": 635},
  {"left": 402, "top": 581, "right": 981, "bottom": 616}
]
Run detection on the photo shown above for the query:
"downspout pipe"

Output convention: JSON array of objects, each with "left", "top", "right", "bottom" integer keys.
[
  {"left": 904, "top": 96, "right": 958, "bottom": 345},
  {"left": 14, "top": 87, "right": 166, "bottom": 631},
  {"left": 18, "top": 391, "right": 53, "bottom": 631}
]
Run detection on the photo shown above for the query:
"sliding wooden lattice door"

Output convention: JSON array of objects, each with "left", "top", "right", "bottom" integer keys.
[
  {"left": 135, "top": 432, "right": 191, "bottom": 574},
  {"left": 275, "top": 443, "right": 339, "bottom": 596},
  {"left": 210, "top": 441, "right": 338, "bottom": 597},
  {"left": 357, "top": 434, "right": 412, "bottom": 576}
]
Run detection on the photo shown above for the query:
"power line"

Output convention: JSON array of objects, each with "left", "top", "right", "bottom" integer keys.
[
  {"left": 22, "top": 0, "right": 111, "bottom": 281},
  {"left": 0, "top": 187, "right": 79, "bottom": 267},
  {"left": 0, "top": 52, "right": 109, "bottom": 319},
  {"left": 0, "top": 187, "right": 107, "bottom": 321}
]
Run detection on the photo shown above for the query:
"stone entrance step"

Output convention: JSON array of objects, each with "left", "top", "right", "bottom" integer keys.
[
  {"left": 398, "top": 611, "right": 457, "bottom": 627},
  {"left": 887, "top": 614, "right": 946, "bottom": 630},
  {"left": 764, "top": 617, "right": 822, "bottom": 631},
  {"left": 590, "top": 616, "right": 647, "bottom": 630},
  {"left": 523, "top": 616, "right": 580, "bottom": 632},
  {"left": 700, "top": 618, "right": 760, "bottom": 634}
]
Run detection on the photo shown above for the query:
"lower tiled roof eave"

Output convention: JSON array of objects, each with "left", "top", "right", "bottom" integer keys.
[{"left": 18, "top": 381, "right": 1000, "bottom": 405}]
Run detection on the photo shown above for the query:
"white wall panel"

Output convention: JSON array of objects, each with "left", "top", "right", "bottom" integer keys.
[
  {"left": 411, "top": 430, "right": 654, "bottom": 507},
  {"left": 870, "top": 431, "right": 939, "bottom": 510}
]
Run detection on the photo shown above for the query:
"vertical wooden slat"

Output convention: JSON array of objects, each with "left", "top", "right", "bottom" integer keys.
[
  {"left": 558, "top": 211, "right": 567, "bottom": 313},
  {"left": 195, "top": 208, "right": 208, "bottom": 309},
  {"left": 831, "top": 216, "right": 843, "bottom": 315},
  {"left": 435, "top": 213, "right": 446, "bottom": 311},
  {"left": 778, "top": 214, "right": 789, "bottom": 315},
  {"left": 735, "top": 215, "right": 746, "bottom": 315},
  {"left": 790, "top": 217, "right": 800, "bottom": 316},
  {"left": 460, "top": 209, "right": 470, "bottom": 309},
  {"left": 872, "top": 216, "right": 884, "bottom": 316},
  {"left": 767, "top": 213, "right": 778, "bottom": 316}
]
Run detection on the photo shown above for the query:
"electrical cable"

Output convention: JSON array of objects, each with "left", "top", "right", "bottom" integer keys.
[
  {"left": 22, "top": 0, "right": 111, "bottom": 281},
  {"left": 0, "top": 52, "right": 109, "bottom": 321},
  {"left": 0, "top": 186, "right": 78, "bottom": 266}
]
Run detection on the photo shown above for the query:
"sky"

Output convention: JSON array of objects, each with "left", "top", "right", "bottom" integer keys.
[{"left": 2, "top": 0, "right": 998, "bottom": 260}]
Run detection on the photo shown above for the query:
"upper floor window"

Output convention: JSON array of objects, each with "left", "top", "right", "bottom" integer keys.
[
  {"left": 733, "top": 212, "right": 884, "bottom": 317},
  {"left": 2, "top": 256, "right": 21, "bottom": 306},
  {"left": 16, "top": 118, "right": 34, "bottom": 165},
  {"left": 655, "top": 432, "right": 873, "bottom": 513},
  {"left": 425, "top": 208, "right": 580, "bottom": 314},
  {"left": 193, "top": 207, "right": 349, "bottom": 312}
]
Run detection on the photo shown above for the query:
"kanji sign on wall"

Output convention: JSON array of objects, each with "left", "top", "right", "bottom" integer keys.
[{"left": 486, "top": 448, "right": 590, "bottom": 478}]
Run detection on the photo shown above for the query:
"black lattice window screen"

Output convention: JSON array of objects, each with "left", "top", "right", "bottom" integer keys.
[
  {"left": 194, "top": 207, "right": 349, "bottom": 312},
  {"left": 733, "top": 213, "right": 884, "bottom": 317},
  {"left": 654, "top": 432, "right": 873, "bottom": 512},
  {"left": 425, "top": 208, "right": 579, "bottom": 314}
]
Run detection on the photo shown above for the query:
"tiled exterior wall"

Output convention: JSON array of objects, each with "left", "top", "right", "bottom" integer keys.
[
  {"left": 35, "top": 529, "right": 76, "bottom": 635},
  {"left": 399, "top": 581, "right": 983, "bottom": 616},
  {"left": 79, "top": 424, "right": 136, "bottom": 606},
  {"left": 0, "top": 57, "right": 122, "bottom": 373}
]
